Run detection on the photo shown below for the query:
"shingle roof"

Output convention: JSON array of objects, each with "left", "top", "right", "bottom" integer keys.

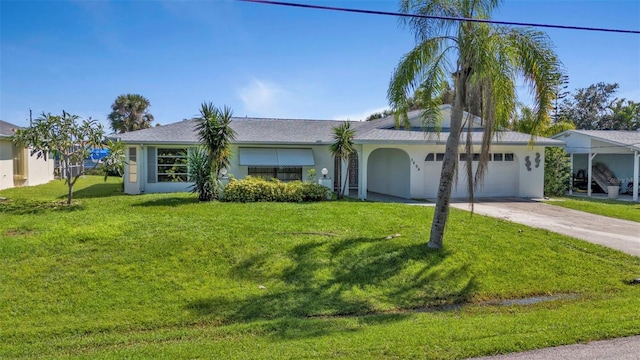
[
  {"left": 0, "top": 120, "right": 21, "bottom": 138},
  {"left": 112, "top": 111, "right": 564, "bottom": 147},
  {"left": 112, "top": 117, "right": 353, "bottom": 145},
  {"left": 563, "top": 130, "right": 640, "bottom": 152}
]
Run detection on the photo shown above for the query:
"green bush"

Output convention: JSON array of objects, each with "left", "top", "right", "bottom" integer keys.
[
  {"left": 544, "top": 147, "right": 571, "bottom": 197},
  {"left": 223, "top": 176, "right": 331, "bottom": 202}
]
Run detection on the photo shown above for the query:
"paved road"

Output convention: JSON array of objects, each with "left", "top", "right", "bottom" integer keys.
[
  {"left": 469, "top": 335, "right": 640, "bottom": 360},
  {"left": 450, "top": 199, "right": 640, "bottom": 257}
]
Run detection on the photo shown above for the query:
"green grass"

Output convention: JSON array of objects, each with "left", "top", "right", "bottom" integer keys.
[
  {"left": 547, "top": 196, "right": 640, "bottom": 222},
  {"left": 1, "top": 177, "right": 640, "bottom": 359}
]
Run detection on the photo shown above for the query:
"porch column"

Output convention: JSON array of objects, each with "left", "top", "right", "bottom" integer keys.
[
  {"left": 634, "top": 151, "right": 639, "bottom": 202},
  {"left": 569, "top": 153, "right": 574, "bottom": 195},
  {"left": 587, "top": 152, "right": 597, "bottom": 197},
  {"left": 358, "top": 148, "right": 369, "bottom": 200}
]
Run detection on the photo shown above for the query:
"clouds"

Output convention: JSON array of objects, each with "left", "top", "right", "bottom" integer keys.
[
  {"left": 237, "top": 79, "right": 289, "bottom": 117},
  {"left": 333, "top": 106, "right": 389, "bottom": 122}
]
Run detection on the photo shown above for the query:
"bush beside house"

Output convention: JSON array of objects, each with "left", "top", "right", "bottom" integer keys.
[{"left": 224, "top": 176, "right": 331, "bottom": 202}]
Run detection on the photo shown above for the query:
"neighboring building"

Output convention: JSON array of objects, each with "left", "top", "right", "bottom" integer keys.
[
  {"left": 0, "top": 120, "right": 55, "bottom": 190},
  {"left": 113, "top": 105, "right": 564, "bottom": 200},
  {"left": 551, "top": 130, "right": 640, "bottom": 202}
]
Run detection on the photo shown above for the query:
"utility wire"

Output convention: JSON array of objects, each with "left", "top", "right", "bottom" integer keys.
[{"left": 238, "top": 0, "right": 640, "bottom": 35}]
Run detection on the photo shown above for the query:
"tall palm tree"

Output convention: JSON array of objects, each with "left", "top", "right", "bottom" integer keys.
[
  {"left": 329, "top": 122, "right": 355, "bottom": 199},
  {"left": 389, "top": 0, "right": 561, "bottom": 249},
  {"left": 193, "top": 102, "right": 236, "bottom": 199},
  {"left": 108, "top": 94, "right": 154, "bottom": 133}
]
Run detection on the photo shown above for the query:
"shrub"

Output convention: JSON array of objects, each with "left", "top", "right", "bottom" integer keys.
[
  {"left": 223, "top": 176, "right": 331, "bottom": 202},
  {"left": 544, "top": 147, "right": 571, "bottom": 197}
]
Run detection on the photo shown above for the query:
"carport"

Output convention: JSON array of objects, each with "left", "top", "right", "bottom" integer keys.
[{"left": 552, "top": 130, "right": 640, "bottom": 202}]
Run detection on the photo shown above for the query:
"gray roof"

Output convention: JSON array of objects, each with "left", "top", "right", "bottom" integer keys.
[
  {"left": 0, "top": 120, "right": 21, "bottom": 138},
  {"left": 113, "top": 112, "right": 564, "bottom": 147},
  {"left": 554, "top": 130, "right": 640, "bottom": 152}
]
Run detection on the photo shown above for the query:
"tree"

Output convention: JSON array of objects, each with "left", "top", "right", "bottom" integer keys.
[
  {"left": 388, "top": 0, "right": 561, "bottom": 249},
  {"left": 609, "top": 98, "right": 640, "bottom": 130},
  {"left": 108, "top": 94, "right": 154, "bottom": 133},
  {"left": 329, "top": 122, "right": 355, "bottom": 199},
  {"left": 511, "top": 105, "right": 574, "bottom": 137},
  {"left": 12, "top": 111, "right": 104, "bottom": 204},
  {"left": 549, "top": 73, "right": 570, "bottom": 122},
  {"left": 559, "top": 82, "right": 619, "bottom": 129},
  {"left": 193, "top": 102, "right": 236, "bottom": 200},
  {"left": 101, "top": 139, "right": 126, "bottom": 180}
]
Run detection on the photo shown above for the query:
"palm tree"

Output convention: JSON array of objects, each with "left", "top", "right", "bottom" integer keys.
[
  {"left": 511, "top": 105, "right": 574, "bottom": 137},
  {"left": 329, "top": 122, "right": 355, "bottom": 199},
  {"left": 389, "top": 0, "right": 561, "bottom": 249},
  {"left": 193, "top": 102, "right": 236, "bottom": 200},
  {"left": 108, "top": 94, "right": 154, "bottom": 133}
]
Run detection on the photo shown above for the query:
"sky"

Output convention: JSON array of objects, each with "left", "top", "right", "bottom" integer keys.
[{"left": 1, "top": 0, "right": 639, "bottom": 129}]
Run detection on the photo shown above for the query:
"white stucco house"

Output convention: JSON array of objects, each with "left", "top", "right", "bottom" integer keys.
[
  {"left": 0, "top": 120, "right": 55, "bottom": 190},
  {"left": 551, "top": 130, "right": 640, "bottom": 202},
  {"left": 113, "top": 105, "right": 564, "bottom": 200}
]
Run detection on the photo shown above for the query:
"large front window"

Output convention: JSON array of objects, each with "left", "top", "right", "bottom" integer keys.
[
  {"left": 248, "top": 167, "right": 302, "bottom": 182},
  {"left": 157, "top": 148, "right": 188, "bottom": 182}
]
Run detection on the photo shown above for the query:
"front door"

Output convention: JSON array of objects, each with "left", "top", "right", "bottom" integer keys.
[{"left": 334, "top": 153, "right": 359, "bottom": 191}]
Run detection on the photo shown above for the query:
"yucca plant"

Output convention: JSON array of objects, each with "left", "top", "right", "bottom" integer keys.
[{"left": 187, "top": 147, "right": 215, "bottom": 201}]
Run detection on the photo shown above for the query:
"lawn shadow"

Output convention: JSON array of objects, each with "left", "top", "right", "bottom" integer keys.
[
  {"left": 186, "top": 236, "right": 476, "bottom": 340},
  {"left": 0, "top": 199, "right": 84, "bottom": 215},
  {"left": 134, "top": 197, "right": 200, "bottom": 207},
  {"left": 62, "top": 183, "right": 123, "bottom": 199}
]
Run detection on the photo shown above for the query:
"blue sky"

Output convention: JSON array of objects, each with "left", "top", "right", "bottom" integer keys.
[{"left": 1, "top": 0, "right": 639, "bottom": 129}]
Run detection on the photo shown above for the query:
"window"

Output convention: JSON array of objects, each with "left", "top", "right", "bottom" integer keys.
[
  {"left": 157, "top": 148, "right": 188, "bottom": 182},
  {"left": 504, "top": 153, "right": 514, "bottom": 161},
  {"left": 129, "top": 148, "right": 137, "bottom": 183},
  {"left": 493, "top": 153, "right": 503, "bottom": 161},
  {"left": 248, "top": 167, "right": 302, "bottom": 182},
  {"left": 436, "top": 153, "right": 444, "bottom": 161},
  {"left": 459, "top": 153, "right": 468, "bottom": 161},
  {"left": 425, "top": 153, "right": 434, "bottom": 161}
]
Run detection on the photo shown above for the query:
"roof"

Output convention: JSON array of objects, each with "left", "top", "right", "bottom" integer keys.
[
  {"left": 0, "top": 120, "right": 21, "bottom": 138},
  {"left": 112, "top": 117, "right": 352, "bottom": 145},
  {"left": 552, "top": 130, "right": 640, "bottom": 152},
  {"left": 112, "top": 110, "right": 564, "bottom": 147}
]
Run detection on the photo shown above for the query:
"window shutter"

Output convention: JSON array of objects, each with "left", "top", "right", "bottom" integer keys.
[{"left": 147, "top": 147, "right": 157, "bottom": 183}]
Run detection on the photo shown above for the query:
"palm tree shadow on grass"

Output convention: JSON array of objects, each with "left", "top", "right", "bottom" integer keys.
[{"left": 186, "top": 236, "right": 476, "bottom": 339}]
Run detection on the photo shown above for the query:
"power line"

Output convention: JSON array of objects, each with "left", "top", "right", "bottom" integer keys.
[{"left": 238, "top": 0, "right": 640, "bottom": 35}]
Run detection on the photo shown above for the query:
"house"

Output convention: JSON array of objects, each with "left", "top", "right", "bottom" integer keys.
[
  {"left": 113, "top": 105, "right": 564, "bottom": 200},
  {"left": 0, "top": 120, "right": 55, "bottom": 190},
  {"left": 551, "top": 130, "right": 640, "bottom": 202}
]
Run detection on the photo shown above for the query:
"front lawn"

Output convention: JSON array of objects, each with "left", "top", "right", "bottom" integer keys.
[
  {"left": 547, "top": 196, "right": 640, "bottom": 222},
  {"left": 1, "top": 177, "right": 639, "bottom": 359}
]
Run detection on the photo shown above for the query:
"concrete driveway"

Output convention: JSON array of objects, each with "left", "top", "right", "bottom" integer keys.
[
  {"left": 469, "top": 335, "right": 640, "bottom": 360},
  {"left": 450, "top": 199, "right": 640, "bottom": 257}
]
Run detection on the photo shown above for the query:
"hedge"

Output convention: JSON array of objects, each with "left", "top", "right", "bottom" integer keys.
[{"left": 223, "top": 176, "right": 332, "bottom": 202}]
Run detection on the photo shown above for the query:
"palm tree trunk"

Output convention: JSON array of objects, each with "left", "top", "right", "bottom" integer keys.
[{"left": 428, "top": 70, "right": 467, "bottom": 249}]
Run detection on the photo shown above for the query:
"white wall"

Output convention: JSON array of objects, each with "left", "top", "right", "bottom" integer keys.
[
  {"left": 0, "top": 139, "right": 54, "bottom": 190},
  {"left": 0, "top": 139, "right": 13, "bottom": 190},
  {"left": 363, "top": 143, "right": 545, "bottom": 200},
  {"left": 26, "top": 149, "right": 54, "bottom": 187}
]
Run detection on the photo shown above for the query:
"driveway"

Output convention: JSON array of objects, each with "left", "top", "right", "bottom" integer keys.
[
  {"left": 469, "top": 335, "right": 640, "bottom": 360},
  {"left": 450, "top": 199, "right": 640, "bottom": 257}
]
